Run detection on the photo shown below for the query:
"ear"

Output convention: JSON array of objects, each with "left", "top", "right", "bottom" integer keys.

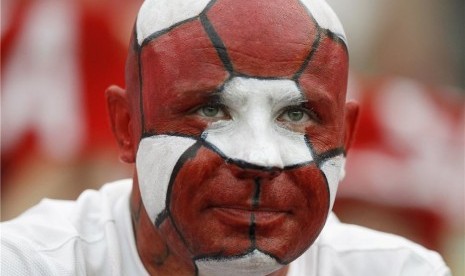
[
  {"left": 106, "top": 85, "right": 136, "bottom": 163},
  {"left": 343, "top": 101, "right": 360, "bottom": 154}
]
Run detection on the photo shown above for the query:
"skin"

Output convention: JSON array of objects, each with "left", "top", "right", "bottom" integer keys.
[
  {"left": 106, "top": 84, "right": 357, "bottom": 276},
  {"left": 105, "top": 1, "right": 359, "bottom": 274}
]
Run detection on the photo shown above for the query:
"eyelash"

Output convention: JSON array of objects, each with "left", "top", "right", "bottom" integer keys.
[
  {"left": 280, "top": 104, "right": 319, "bottom": 120},
  {"left": 195, "top": 103, "right": 229, "bottom": 118},
  {"left": 194, "top": 102, "right": 320, "bottom": 123}
]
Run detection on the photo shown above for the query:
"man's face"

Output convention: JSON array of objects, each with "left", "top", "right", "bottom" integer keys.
[{"left": 131, "top": 0, "right": 349, "bottom": 273}]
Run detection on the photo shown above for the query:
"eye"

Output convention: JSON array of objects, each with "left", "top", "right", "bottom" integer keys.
[
  {"left": 278, "top": 107, "right": 311, "bottom": 123},
  {"left": 196, "top": 104, "right": 228, "bottom": 119}
]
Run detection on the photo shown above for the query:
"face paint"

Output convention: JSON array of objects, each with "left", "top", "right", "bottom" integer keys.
[
  {"left": 132, "top": 0, "right": 348, "bottom": 273},
  {"left": 136, "top": 135, "right": 196, "bottom": 223},
  {"left": 135, "top": 77, "right": 346, "bottom": 269},
  {"left": 202, "top": 77, "right": 313, "bottom": 168}
]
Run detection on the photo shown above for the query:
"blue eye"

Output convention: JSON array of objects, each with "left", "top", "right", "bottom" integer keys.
[
  {"left": 202, "top": 106, "right": 220, "bottom": 117},
  {"left": 279, "top": 107, "right": 310, "bottom": 123},
  {"left": 197, "top": 104, "right": 228, "bottom": 119},
  {"left": 286, "top": 110, "right": 305, "bottom": 121}
]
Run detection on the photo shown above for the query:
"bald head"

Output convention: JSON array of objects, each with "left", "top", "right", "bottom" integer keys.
[{"left": 108, "top": 1, "right": 357, "bottom": 275}]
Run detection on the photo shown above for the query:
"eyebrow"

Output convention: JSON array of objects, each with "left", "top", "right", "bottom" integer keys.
[
  {"left": 175, "top": 88, "right": 220, "bottom": 102},
  {"left": 166, "top": 88, "right": 222, "bottom": 114},
  {"left": 276, "top": 92, "right": 308, "bottom": 105}
]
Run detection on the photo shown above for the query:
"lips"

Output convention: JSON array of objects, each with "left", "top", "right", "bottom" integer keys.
[{"left": 208, "top": 206, "right": 291, "bottom": 225}]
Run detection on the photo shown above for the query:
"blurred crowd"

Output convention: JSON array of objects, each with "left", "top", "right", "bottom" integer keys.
[{"left": 1, "top": 0, "right": 464, "bottom": 274}]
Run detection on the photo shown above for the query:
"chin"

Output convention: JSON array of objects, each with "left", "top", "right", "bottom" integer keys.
[{"left": 195, "top": 249, "right": 283, "bottom": 276}]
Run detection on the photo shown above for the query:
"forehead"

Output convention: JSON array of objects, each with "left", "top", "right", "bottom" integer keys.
[
  {"left": 136, "top": 0, "right": 348, "bottom": 122},
  {"left": 136, "top": 0, "right": 346, "bottom": 46}
]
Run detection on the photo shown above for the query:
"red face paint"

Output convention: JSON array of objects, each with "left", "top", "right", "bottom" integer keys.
[
  {"left": 132, "top": 0, "right": 349, "bottom": 269},
  {"left": 163, "top": 146, "right": 329, "bottom": 263}
]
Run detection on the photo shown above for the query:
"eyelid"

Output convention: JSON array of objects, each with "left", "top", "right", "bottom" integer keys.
[
  {"left": 278, "top": 104, "right": 320, "bottom": 123},
  {"left": 194, "top": 102, "right": 231, "bottom": 119},
  {"left": 187, "top": 96, "right": 224, "bottom": 113}
]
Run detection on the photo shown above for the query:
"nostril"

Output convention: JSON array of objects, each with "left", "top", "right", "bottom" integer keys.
[{"left": 229, "top": 165, "right": 282, "bottom": 180}]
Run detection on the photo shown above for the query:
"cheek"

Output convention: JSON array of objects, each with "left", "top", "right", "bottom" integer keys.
[
  {"left": 170, "top": 147, "right": 255, "bottom": 256},
  {"left": 320, "top": 155, "right": 346, "bottom": 210},
  {"left": 135, "top": 135, "right": 198, "bottom": 224},
  {"left": 255, "top": 163, "right": 330, "bottom": 263}
]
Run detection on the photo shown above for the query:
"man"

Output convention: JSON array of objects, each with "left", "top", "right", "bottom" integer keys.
[{"left": 1, "top": 0, "right": 451, "bottom": 275}]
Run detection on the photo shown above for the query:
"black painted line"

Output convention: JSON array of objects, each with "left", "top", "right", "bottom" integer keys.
[
  {"left": 318, "top": 167, "right": 331, "bottom": 216},
  {"left": 163, "top": 141, "right": 203, "bottom": 253},
  {"left": 249, "top": 213, "right": 256, "bottom": 248},
  {"left": 141, "top": 131, "right": 199, "bottom": 140},
  {"left": 233, "top": 72, "right": 291, "bottom": 80},
  {"left": 199, "top": 140, "right": 280, "bottom": 171},
  {"left": 140, "top": 131, "right": 155, "bottom": 139},
  {"left": 140, "top": 132, "right": 342, "bottom": 172},
  {"left": 200, "top": 137, "right": 317, "bottom": 171},
  {"left": 323, "top": 29, "right": 349, "bottom": 54},
  {"left": 304, "top": 134, "right": 317, "bottom": 162},
  {"left": 252, "top": 178, "right": 261, "bottom": 209},
  {"left": 292, "top": 27, "right": 322, "bottom": 81},
  {"left": 296, "top": 0, "right": 320, "bottom": 29},
  {"left": 283, "top": 160, "right": 315, "bottom": 170},
  {"left": 154, "top": 136, "right": 199, "bottom": 226},
  {"left": 303, "top": 134, "right": 345, "bottom": 167},
  {"left": 314, "top": 147, "right": 345, "bottom": 168},
  {"left": 132, "top": 23, "right": 139, "bottom": 52},
  {"left": 140, "top": 16, "right": 199, "bottom": 48},
  {"left": 154, "top": 209, "right": 169, "bottom": 227},
  {"left": 199, "top": 14, "right": 234, "bottom": 73},
  {"left": 193, "top": 247, "right": 256, "bottom": 262},
  {"left": 164, "top": 140, "right": 202, "bottom": 217},
  {"left": 201, "top": 0, "right": 218, "bottom": 15},
  {"left": 137, "top": 39, "right": 146, "bottom": 136}
]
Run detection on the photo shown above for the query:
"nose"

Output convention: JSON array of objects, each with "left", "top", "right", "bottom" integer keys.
[
  {"left": 244, "top": 141, "right": 283, "bottom": 168},
  {"left": 237, "top": 124, "right": 284, "bottom": 169}
]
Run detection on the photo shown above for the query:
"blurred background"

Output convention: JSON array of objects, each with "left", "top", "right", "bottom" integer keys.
[{"left": 1, "top": 0, "right": 464, "bottom": 274}]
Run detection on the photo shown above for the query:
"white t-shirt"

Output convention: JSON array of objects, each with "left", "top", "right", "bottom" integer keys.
[{"left": 1, "top": 179, "right": 451, "bottom": 276}]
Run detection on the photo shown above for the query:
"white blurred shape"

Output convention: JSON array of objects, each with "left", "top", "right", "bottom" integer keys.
[{"left": 2, "top": 0, "right": 84, "bottom": 161}]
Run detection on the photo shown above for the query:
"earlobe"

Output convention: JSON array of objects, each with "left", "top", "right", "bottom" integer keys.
[
  {"left": 343, "top": 101, "right": 360, "bottom": 154},
  {"left": 106, "top": 85, "right": 136, "bottom": 163}
]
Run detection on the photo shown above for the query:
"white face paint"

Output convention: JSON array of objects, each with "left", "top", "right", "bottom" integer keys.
[
  {"left": 203, "top": 77, "right": 314, "bottom": 168},
  {"left": 196, "top": 249, "right": 282, "bottom": 276},
  {"left": 320, "top": 155, "right": 346, "bottom": 210},
  {"left": 136, "top": 135, "right": 196, "bottom": 223},
  {"left": 136, "top": 77, "right": 346, "bottom": 224},
  {"left": 299, "top": 0, "right": 347, "bottom": 44},
  {"left": 136, "top": 0, "right": 347, "bottom": 46},
  {"left": 133, "top": 0, "right": 348, "bottom": 273},
  {"left": 134, "top": 77, "right": 347, "bottom": 274},
  {"left": 136, "top": 0, "right": 211, "bottom": 45}
]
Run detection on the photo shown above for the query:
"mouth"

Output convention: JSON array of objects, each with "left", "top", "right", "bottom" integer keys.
[{"left": 208, "top": 206, "right": 291, "bottom": 226}]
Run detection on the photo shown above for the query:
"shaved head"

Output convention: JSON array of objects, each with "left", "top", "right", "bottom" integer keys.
[{"left": 107, "top": 0, "right": 357, "bottom": 274}]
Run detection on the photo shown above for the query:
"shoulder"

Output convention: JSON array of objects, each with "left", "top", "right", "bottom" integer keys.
[
  {"left": 1, "top": 179, "right": 133, "bottom": 275},
  {"left": 312, "top": 213, "right": 451, "bottom": 275}
]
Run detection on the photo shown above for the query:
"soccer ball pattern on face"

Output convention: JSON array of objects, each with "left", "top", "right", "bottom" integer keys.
[{"left": 133, "top": 0, "right": 348, "bottom": 272}]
